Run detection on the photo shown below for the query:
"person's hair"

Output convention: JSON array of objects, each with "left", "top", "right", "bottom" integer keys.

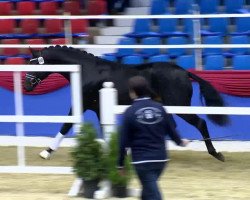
[{"left": 128, "top": 76, "right": 151, "bottom": 97}]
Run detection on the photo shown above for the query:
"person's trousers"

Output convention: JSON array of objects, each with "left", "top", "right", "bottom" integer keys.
[{"left": 134, "top": 162, "right": 167, "bottom": 200}]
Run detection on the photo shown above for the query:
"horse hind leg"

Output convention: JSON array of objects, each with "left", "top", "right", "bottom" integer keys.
[{"left": 177, "top": 114, "right": 225, "bottom": 162}]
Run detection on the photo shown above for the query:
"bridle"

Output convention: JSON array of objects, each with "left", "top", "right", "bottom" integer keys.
[
  {"left": 26, "top": 56, "right": 45, "bottom": 86},
  {"left": 25, "top": 74, "right": 42, "bottom": 86}
]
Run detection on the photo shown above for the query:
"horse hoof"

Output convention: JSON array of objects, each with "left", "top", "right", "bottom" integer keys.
[
  {"left": 210, "top": 151, "right": 225, "bottom": 162},
  {"left": 39, "top": 150, "right": 51, "bottom": 160}
]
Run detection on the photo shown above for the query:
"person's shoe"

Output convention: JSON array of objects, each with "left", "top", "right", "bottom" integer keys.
[{"left": 39, "top": 150, "right": 51, "bottom": 160}]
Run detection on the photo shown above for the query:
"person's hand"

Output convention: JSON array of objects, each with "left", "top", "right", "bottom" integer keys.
[{"left": 181, "top": 138, "right": 190, "bottom": 147}]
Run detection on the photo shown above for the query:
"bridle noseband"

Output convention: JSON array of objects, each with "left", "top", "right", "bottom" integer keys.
[
  {"left": 26, "top": 56, "right": 45, "bottom": 86},
  {"left": 25, "top": 74, "right": 42, "bottom": 86}
]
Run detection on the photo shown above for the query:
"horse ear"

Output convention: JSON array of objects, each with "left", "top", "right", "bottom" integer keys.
[{"left": 29, "top": 47, "right": 39, "bottom": 57}]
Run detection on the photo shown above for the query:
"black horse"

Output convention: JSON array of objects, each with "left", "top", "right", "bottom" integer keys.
[{"left": 24, "top": 45, "right": 228, "bottom": 162}]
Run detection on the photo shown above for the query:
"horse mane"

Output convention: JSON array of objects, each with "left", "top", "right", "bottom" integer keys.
[{"left": 41, "top": 45, "right": 106, "bottom": 62}]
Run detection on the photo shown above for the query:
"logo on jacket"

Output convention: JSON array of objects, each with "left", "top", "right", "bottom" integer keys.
[{"left": 135, "top": 107, "right": 163, "bottom": 124}]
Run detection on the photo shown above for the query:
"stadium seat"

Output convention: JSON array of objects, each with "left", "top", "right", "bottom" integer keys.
[
  {"left": 0, "top": 1, "right": 13, "bottom": 15},
  {"left": 16, "top": 1, "right": 36, "bottom": 15},
  {"left": 87, "top": 0, "right": 107, "bottom": 15},
  {"left": 104, "top": 37, "right": 136, "bottom": 58},
  {"left": 125, "top": 19, "right": 159, "bottom": 39},
  {"left": 101, "top": 55, "right": 118, "bottom": 62},
  {"left": 38, "top": 19, "right": 64, "bottom": 38},
  {"left": 1, "top": 39, "right": 21, "bottom": 56},
  {"left": 0, "top": 19, "right": 16, "bottom": 39},
  {"left": 50, "top": 38, "right": 67, "bottom": 45},
  {"left": 139, "top": 37, "right": 161, "bottom": 58},
  {"left": 4, "top": 57, "right": 26, "bottom": 65},
  {"left": 199, "top": 0, "right": 219, "bottom": 14},
  {"left": 182, "top": 18, "right": 196, "bottom": 38},
  {"left": 24, "top": 38, "right": 46, "bottom": 52},
  {"left": 121, "top": 55, "right": 144, "bottom": 65},
  {"left": 174, "top": 0, "right": 194, "bottom": 14},
  {"left": 63, "top": 1, "right": 81, "bottom": 15},
  {"left": 204, "top": 55, "right": 225, "bottom": 70},
  {"left": 40, "top": 1, "right": 58, "bottom": 15},
  {"left": 166, "top": 36, "right": 188, "bottom": 58},
  {"left": 16, "top": 19, "right": 39, "bottom": 39},
  {"left": 201, "top": 18, "right": 229, "bottom": 36},
  {"left": 202, "top": 36, "right": 223, "bottom": 56},
  {"left": 150, "top": 0, "right": 168, "bottom": 15},
  {"left": 71, "top": 19, "right": 89, "bottom": 37},
  {"left": 224, "top": 0, "right": 245, "bottom": 13},
  {"left": 176, "top": 55, "right": 195, "bottom": 70},
  {"left": 232, "top": 55, "right": 250, "bottom": 70},
  {"left": 148, "top": 54, "right": 170, "bottom": 63},
  {"left": 224, "top": 36, "right": 249, "bottom": 57},
  {"left": 230, "top": 17, "right": 250, "bottom": 36},
  {"left": 157, "top": 18, "right": 188, "bottom": 37}
]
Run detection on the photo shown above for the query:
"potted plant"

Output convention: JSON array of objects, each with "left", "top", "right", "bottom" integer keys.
[
  {"left": 71, "top": 123, "right": 107, "bottom": 199},
  {"left": 107, "top": 132, "right": 132, "bottom": 198}
]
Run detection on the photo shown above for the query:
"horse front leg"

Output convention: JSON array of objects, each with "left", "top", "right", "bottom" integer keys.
[
  {"left": 39, "top": 108, "right": 73, "bottom": 159},
  {"left": 177, "top": 114, "right": 225, "bottom": 162}
]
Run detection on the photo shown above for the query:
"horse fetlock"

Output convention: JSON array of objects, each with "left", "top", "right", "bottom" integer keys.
[{"left": 39, "top": 150, "right": 51, "bottom": 160}]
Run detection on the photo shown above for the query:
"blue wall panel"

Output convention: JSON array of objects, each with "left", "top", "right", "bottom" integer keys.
[{"left": 1, "top": 83, "right": 250, "bottom": 140}]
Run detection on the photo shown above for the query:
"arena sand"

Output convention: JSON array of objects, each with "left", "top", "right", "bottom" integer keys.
[{"left": 0, "top": 147, "right": 250, "bottom": 200}]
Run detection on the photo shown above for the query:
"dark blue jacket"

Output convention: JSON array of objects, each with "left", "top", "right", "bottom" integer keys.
[{"left": 118, "top": 97, "right": 183, "bottom": 167}]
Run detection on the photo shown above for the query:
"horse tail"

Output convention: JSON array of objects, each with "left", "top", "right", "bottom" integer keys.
[{"left": 188, "top": 72, "right": 229, "bottom": 126}]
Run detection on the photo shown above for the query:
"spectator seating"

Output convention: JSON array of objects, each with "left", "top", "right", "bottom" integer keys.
[
  {"left": 148, "top": 54, "right": 170, "bottom": 63},
  {"left": 0, "top": 19, "right": 16, "bottom": 39},
  {"left": 201, "top": 18, "right": 229, "bottom": 36},
  {"left": 224, "top": 35, "right": 249, "bottom": 57},
  {"left": 1, "top": 39, "right": 21, "bottom": 57},
  {"left": 40, "top": 1, "right": 58, "bottom": 15},
  {"left": 71, "top": 19, "right": 89, "bottom": 37},
  {"left": 157, "top": 18, "right": 188, "bottom": 37},
  {"left": 86, "top": 0, "right": 107, "bottom": 15},
  {"left": 16, "top": 1, "right": 36, "bottom": 15},
  {"left": 176, "top": 55, "right": 195, "bottom": 70},
  {"left": 121, "top": 55, "right": 144, "bottom": 65},
  {"left": 202, "top": 36, "right": 223, "bottom": 56},
  {"left": 166, "top": 36, "right": 188, "bottom": 58},
  {"left": 232, "top": 55, "right": 250, "bottom": 70},
  {"left": 63, "top": 1, "right": 81, "bottom": 15},
  {"left": 101, "top": 55, "right": 118, "bottom": 62},
  {"left": 38, "top": 19, "right": 64, "bottom": 38},
  {"left": 224, "top": 0, "right": 246, "bottom": 13},
  {"left": 125, "top": 19, "right": 159, "bottom": 39},
  {"left": 204, "top": 55, "right": 225, "bottom": 70},
  {"left": 0, "top": 1, "right": 13, "bottom": 15},
  {"left": 16, "top": 19, "right": 39, "bottom": 39},
  {"left": 199, "top": 0, "right": 219, "bottom": 14},
  {"left": 21, "top": 38, "right": 45, "bottom": 56},
  {"left": 4, "top": 57, "right": 26, "bottom": 64},
  {"left": 150, "top": 0, "right": 168, "bottom": 15},
  {"left": 104, "top": 37, "right": 136, "bottom": 58},
  {"left": 139, "top": 37, "right": 161, "bottom": 58},
  {"left": 50, "top": 38, "right": 67, "bottom": 45},
  {"left": 231, "top": 17, "right": 250, "bottom": 36},
  {"left": 174, "top": 0, "right": 194, "bottom": 14}
]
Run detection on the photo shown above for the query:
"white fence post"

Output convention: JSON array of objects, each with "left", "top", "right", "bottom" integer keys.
[{"left": 99, "top": 82, "right": 117, "bottom": 142}]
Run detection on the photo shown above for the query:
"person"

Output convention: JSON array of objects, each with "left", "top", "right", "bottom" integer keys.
[{"left": 117, "top": 76, "right": 190, "bottom": 200}]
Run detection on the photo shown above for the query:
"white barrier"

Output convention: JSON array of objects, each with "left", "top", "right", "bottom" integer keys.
[
  {"left": 0, "top": 65, "right": 82, "bottom": 174},
  {"left": 99, "top": 82, "right": 250, "bottom": 141},
  {"left": 0, "top": 13, "right": 249, "bottom": 19}
]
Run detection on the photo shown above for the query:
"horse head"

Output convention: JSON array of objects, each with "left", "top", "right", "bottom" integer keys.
[{"left": 23, "top": 48, "right": 51, "bottom": 92}]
